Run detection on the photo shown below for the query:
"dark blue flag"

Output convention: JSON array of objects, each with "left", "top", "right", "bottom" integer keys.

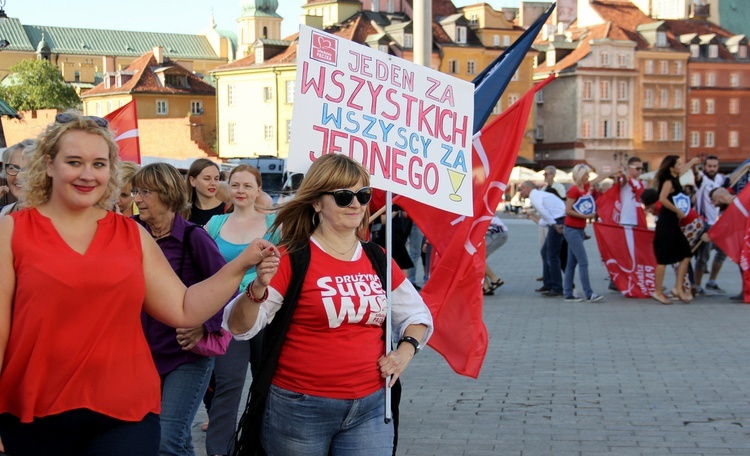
[{"left": 472, "top": 2, "right": 556, "bottom": 132}]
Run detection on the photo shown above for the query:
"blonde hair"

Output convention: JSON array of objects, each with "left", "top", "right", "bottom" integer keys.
[
  {"left": 24, "top": 110, "right": 120, "bottom": 209},
  {"left": 132, "top": 163, "right": 189, "bottom": 217},
  {"left": 119, "top": 161, "right": 140, "bottom": 188},
  {"left": 272, "top": 154, "right": 371, "bottom": 250},
  {"left": 571, "top": 164, "right": 591, "bottom": 186}
]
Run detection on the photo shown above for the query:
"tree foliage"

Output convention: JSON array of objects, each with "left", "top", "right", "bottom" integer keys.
[{"left": 0, "top": 59, "right": 81, "bottom": 111}]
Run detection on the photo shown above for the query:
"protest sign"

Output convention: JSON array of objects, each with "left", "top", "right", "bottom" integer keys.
[{"left": 289, "top": 25, "right": 475, "bottom": 216}]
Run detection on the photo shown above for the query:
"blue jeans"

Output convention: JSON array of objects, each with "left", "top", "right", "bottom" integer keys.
[
  {"left": 541, "top": 224, "right": 564, "bottom": 293},
  {"left": 160, "top": 356, "right": 214, "bottom": 456},
  {"left": 261, "top": 385, "right": 394, "bottom": 456},
  {"left": 407, "top": 225, "right": 424, "bottom": 283},
  {"left": 563, "top": 226, "right": 593, "bottom": 299}
]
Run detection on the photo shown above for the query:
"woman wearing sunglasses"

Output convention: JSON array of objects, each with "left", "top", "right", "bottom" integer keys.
[
  {"left": 0, "top": 111, "right": 280, "bottom": 455},
  {"left": 224, "top": 153, "right": 433, "bottom": 455},
  {"left": 0, "top": 139, "right": 34, "bottom": 215}
]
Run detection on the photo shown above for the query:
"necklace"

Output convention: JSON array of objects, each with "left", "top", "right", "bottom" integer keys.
[
  {"left": 315, "top": 233, "right": 358, "bottom": 255},
  {"left": 151, "top": 229, "right": 171, "bottom": 240}
]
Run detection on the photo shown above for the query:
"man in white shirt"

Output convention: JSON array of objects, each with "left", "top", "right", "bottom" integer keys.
[
  {"left": 618, "top": 157, "right": 646, "bottom": 227},
  {"left": 694, "top": 155, "right": 727, "bottom": 294},
  {"left": 519, "top": 180, "right": 566, "bottom": 297}
]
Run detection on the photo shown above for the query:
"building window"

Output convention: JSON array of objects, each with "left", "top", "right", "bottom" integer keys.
[
  {"left": 507, "top": 94, "right": 519, "bottom": 106},
  {"left": 469, "top": 14, "right": 478, "bottom": 26},
  {"left": 740, "top": 46, "right": 748, "bottom": 59},
  {"left": 690, "top": 131, "right": 700, "bottom": 147},
  {"left": 658, "top": 121, "right": 668, "bottom": 141},
  {"left": 616, "top": 120, "right": 627, "bottom": 138},
  {"left": 644, "top": 121, "right": 653, "bottom": 141},
  {"left": 617, "top": 81, "right": 627, "bottom": 100},
  {"left": 492, "top": 101, "right": 502, "bottom": 115},
  {"left": 228, "top": 84, "right": 237, "bottom": 107},
  {"left": 264, "top": 125, "right": 274, "bottom": 140},
  {"left": 656, "top": 31, "right": 667, "bottom": 47},
  {"left": 644, "top": 89, "right": 654, "bottom": 108},
  {"left": 467, "top": 61, "right": 476, "bottom": 75},
  {"left": 228, "top": 122, "right": 236, "bottom": 144},
  {"left": 511, "top": 70, "right": 519, "bottom": 81},
  {"left": 286, "top": 80, "right": 295, "bottom": 104},
  {"left": 600, "top": 120, "right": 610, "bottom": 138},
  {"left": 729, "top": 130, "right": 739, "bottom": 147},
  {"left": 730, "top": 73, "right": 740, "bottom": 87},
  {"left": 672, "top": 122, "right": 682, "bottom": 141},
  {"left": 690, "top": 98, "right": 700, "bottom": 114},
  {"left": 536, "top": 90, "right": 544, "bottom": 104},
  {"left": 106, "top": 101, "right": 112, "bottom": 114},
  {"left": 190, "top": 100, "right": 203, "bottom": 115},
  {"left": 691, "top": 73, "right": 701, "bottom": 87},
  {"left": 263, "top": 86, "right": 273, "bottom": 102},
  {"left": 706, "top": 73, "right": 716, "bottom": 87},
  {"left": 535, "top": 125, "right": 544, "bottom": 140},
  {"left": 690, "top": 44, "right": 700, "bottom": 58},
  {"left": 659, "top": 60, "right": 669, "bottom": 74},
  {"left": 583, "top": 81, "right": 593, "bottom": 99},
  {"left": 600, "top": 80, "right": 611, "bottom": 100},
  {"left": 286, "top": 119, "right": 292, "bottom": 143},
  {"left": 582, "top": 119, "right": 592, "bottom": 138},
  {"left": 504, "top": 36, "right": 511, "bottom": 47},
  {"left": 96, "top": 102, "right": 102, "bottom": 116},
  {"left": 493, "top": 35, "right": 500, "bottom": 46},
  {"left": 379, "top": 44, "right": 389, "bottom": 54},
  {"left": 448, "top": 60, "right": 458, "bottom": 74},
  {"left": 645, "top": 60, "right": 654, "bottom": 74},
  {"left": 673, "top": 89, "right": 683, "bottom": 109},
  {"left": 659, "top": 89, "right": 669, "bottom": 109},
  {"left": 601, "top": 52, "right": 610, "bottom": 67},
  {"left": 404, "top": 33, "right": 413, "bottom": 48},
  {"left": 730, "top": 98, "right": 740, "bottom": 114},
  {"left": 705, "top": 98, "right": 715, "bottom": 114},
  {"left": 705, "top": 131, "right": 715, "bottom": 147},
  {"left": 546, "top": 52, "right": 555, "bottom": 67},
  {"left": 156, "top": 99, "right": 168, "bottom": 115},
  {"left": 456, "top": 26, "right": 467, "bottom": 44},
  {"left": 674, "top": 61, "right": 683, "bottom": 75},
  {"left": 255, "top": 47, "right": 264, "bottom": 65},
  {"left": 708, "top": 44, "right": 719, "bottom": 58},
  {"left": 618, "top": 54, "right": 629, "bottom": 67}
]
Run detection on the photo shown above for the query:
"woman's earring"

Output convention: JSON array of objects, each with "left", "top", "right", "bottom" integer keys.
[{"left": 312, "top": 211, "right": 320, "bottom": 227}]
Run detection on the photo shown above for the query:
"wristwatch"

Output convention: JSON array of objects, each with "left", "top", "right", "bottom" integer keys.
[{"left": 398, "top": 336, "right": 420, "bottom": 355}]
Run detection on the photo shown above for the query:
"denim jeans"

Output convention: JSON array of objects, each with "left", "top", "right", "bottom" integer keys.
[
  {"left": 541, "top": 224, "right": 564, "bottom": 293},
  {"left": 563, "top": 226, "right": 593, "bottom": 299},
  {"left": 160, "top": 356, "right": 214, "bottom": 456},
  {"left": 261, "top": 385, "right": 394, "bottom": 456},
  {"left": 407, "top": 225, "right": 424, "bottom": 283}
]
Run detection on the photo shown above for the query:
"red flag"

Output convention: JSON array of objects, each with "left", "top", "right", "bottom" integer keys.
[
  {"left": 596, "top": 179, "right": 646, "bottom": 227},
  {"left": 104, "top": 100, "right": 141, "bottom": 163},
  {"left": 593, "top": 223, "right": 656, "bottom": 298},
  {"left": 743, "top": 215, "right": 750, "bottom": 303},
  {"left": 708, "top": 185, "right": 750, "bottom": 265},
  {"left": 397, "top": 76, "right": 555, "bottom": 377}
]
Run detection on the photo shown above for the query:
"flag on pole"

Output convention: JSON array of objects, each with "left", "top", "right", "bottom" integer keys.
[
  {"left": 397, "top": 76, "right": 555, "bottom": 377},
  {"left": 104, "top": 100, "right": 141, "bottom": 163},
  {"left": 471, "top": 3, "right": 556, "bottom": 132},
  {"left": 592, "top": 223, "right": 656, "bottom": 298}
]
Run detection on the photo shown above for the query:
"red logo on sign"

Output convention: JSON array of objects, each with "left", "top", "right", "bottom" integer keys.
[{"left": 310, "top": 31, "right": 337, "bottom": 65}]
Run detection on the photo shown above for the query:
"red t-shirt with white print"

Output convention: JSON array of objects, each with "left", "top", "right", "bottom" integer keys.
[{"left": 271, "top": 242, "right": 406, "bottom": 399}]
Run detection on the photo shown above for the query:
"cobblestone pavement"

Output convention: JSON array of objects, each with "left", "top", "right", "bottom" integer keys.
[{"left": 192, "top": 215, "right": 749, "bottom": 456}]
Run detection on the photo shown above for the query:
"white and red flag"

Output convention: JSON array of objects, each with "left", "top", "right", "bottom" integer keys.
[
  {"left": 707, "top": 185, "right": 750, "bottom": 303},
  {"left": 396, "top": 76, "right": 554, "bottom": 378},
  {"left": 104, "top": 100, "right": 141, "bottom": 163},
  {"left": 596, "top": 179, "right": 646, "bottom": 227},
  {"left": 593, "top": 223, "right": 656, "bottom": 298}
]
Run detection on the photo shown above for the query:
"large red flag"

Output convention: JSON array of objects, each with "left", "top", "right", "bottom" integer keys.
[
  {"left": 397, "top": 76, "right": 554, "bottom": 377},
  {"left": 593, "top": 223, "right": 656, "bottom": 298},
  {"left": 104, "top": 100, "right": 141, "bottom": 163},
  {"left": 707, "top": 185, "right": 750, "bottom": 303},
  {"left": 596, "top": 179, "right": 646, "bottom": 227}
]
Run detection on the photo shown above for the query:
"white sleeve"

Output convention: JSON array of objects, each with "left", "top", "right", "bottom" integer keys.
[
  {"left": 221, "top": 286, "right": 284, "bottom": 340},
  {"left": 390, "top": 280, "right": 434, "bottom": 349}
]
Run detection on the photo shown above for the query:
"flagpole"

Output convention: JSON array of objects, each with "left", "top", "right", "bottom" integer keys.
[{"left": 384, "top": 190, "right": 393, "bottom": 423}]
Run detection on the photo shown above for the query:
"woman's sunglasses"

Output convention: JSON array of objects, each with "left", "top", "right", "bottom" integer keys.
[
  {"left": 322, "top": 187, "right": 372, "bottom": 207},
  {"left": 55, "top": 113, "right": 109, "bottom": 128}
]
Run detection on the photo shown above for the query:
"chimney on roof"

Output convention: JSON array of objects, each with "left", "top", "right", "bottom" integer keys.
[
  {"left": 689, "top": 2, "right": 710, "bottom": 20},
  {"left": 153, "top": 46, "right": 165, "bottom": 64}
]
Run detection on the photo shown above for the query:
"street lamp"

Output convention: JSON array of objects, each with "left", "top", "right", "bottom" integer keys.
[{"left": 0, "top": 0, "right": 7, "bottom": 22}]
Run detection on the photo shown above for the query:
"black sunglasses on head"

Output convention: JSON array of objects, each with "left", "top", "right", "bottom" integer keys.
[
  {"left": 322, "top": 187, "right": 373, "bottom": 207},
  {"left": 55, "top": 113, "right": 109, "bottom": 128}
]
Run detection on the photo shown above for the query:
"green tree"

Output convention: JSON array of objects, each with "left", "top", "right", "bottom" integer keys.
[{"left": 0, "top": 59, "right": 81, "bottom": 111}]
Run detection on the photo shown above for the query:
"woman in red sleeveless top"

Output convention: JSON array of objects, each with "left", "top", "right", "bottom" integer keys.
[{"left": 0, "top": 111, "right": 280, "bottom": 456}]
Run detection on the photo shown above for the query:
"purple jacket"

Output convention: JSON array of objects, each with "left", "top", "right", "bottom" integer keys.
[{"left": 136, "top": 214, "right": 227, "bottom": 376}]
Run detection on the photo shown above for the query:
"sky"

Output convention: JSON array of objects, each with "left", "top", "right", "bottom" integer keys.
[{"left": 11, "top": 1, "right": 523, "bottom": 39}]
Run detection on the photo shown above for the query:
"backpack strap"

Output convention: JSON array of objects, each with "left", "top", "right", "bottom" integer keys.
[{"left": 177, "top": 224, "right": 200, "bottom": 279}]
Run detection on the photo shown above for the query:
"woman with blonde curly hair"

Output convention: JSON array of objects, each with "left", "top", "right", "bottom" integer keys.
[{"left": 0, "top": 111, "right": 279, "bottom": 455}]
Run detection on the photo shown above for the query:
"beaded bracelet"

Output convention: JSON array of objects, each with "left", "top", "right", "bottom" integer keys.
[{"left": 245, "top": 280, "right": 268, "bottom": 303}]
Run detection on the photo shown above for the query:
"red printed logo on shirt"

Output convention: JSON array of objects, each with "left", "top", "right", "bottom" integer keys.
[
  {"left": 310, "top": 31, "right": 338, "bottom": 65},
  {"left": 317, "top": 273, "right": 386, "bottom": 328}
]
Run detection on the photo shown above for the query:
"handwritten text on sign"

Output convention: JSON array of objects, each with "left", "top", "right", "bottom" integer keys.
[{"left": 289, "top": 26, "right": 474, "bottom": 216}]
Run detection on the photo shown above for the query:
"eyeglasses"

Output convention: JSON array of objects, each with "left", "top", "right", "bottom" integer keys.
[
  {"left": 629, "top": 166, "right": 643, "bottom": 171},
  {"left": 322, "top": 187, "right": 372, "bottom": 207},
  {"left": 4, "top": 164, "right": 21, "bottom": 176},
  {"left": 131, "top": 188, "right": 156, "bottom": 197},
  {"left": 55, "top": 113, "right": 109, "bottom": 128}
]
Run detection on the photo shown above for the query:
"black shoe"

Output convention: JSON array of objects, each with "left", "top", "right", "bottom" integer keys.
[
  {"left": 729, "top": 293, "right": 743, "bottom": 301},
  {"left": 541, "top": 291, "right": 562, "bottom": 297},
  {"left": 535, "top": 286, "right": 550, "bottom": 293}
]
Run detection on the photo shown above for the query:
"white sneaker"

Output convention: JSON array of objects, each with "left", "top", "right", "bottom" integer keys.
[{"left": 587, "top": 293, "right": 603, "bottom": 302}]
